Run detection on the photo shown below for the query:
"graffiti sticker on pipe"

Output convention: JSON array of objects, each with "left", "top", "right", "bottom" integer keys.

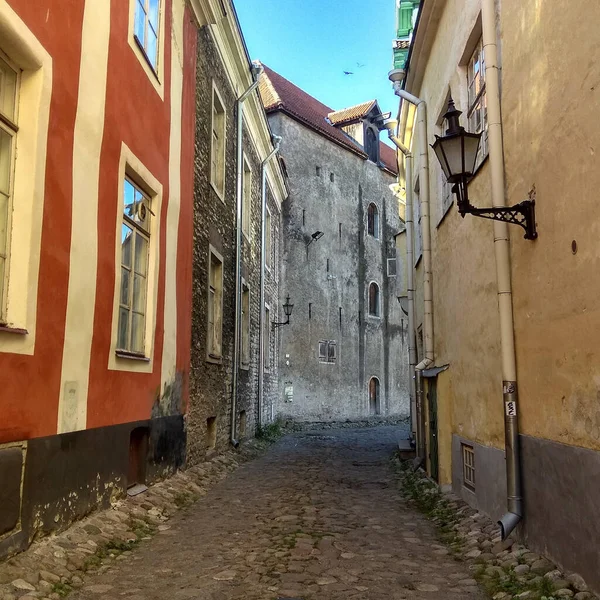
[{"left": 505, "top": 401, "right": 517, "bottom": 417}]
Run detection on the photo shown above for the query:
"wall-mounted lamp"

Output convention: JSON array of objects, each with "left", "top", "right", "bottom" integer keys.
[
  {"left": 272, "top": 295, "right": 294, "bottom": 328},
  {"left": 432, "top": 97, "right": 537, "bottom": 240},
  {"left": 306, "top": 230, "right": 324, "bottom": 247}
]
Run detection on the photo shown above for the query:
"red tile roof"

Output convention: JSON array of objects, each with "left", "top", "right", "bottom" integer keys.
[
  {"left": 328, "top": 100, "right": 377, "bottom": 126},
  {"left": 258, "top": 65, "right": 398, "bottom": 175}
]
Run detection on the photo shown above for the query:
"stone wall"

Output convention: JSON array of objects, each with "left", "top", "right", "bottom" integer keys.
[
  {"left": 187, "top": 25, "right": 277, "bottom": 462},
  {"left": 269, "top": 112, "right": 410, "bottom": 422}
]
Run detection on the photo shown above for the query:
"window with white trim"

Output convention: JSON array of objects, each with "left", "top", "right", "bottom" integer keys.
[
  {"left": 318, "top": 340, "right": 336, "bottom": 363},
  {"left": 134, "top": 0, "right": 160, "bottom": 70},
  {"left": 0, "top": 54, "right": 19, "bottom": 323},
  {"left": 241, "top": 285, "right": 250, "bottom": 368},
  {"left": 467, "top": 38, "right": 488, "bottom": 169},
  {"left": 462, "top": 443, "right": 475, "bottom": 490},
  {"left": 265, "top": 208, "right": 272, "bottom": 269},
  {"left": 211, "top": 86, "right": 226, "bottom": 197},
  {"left": 263, "top": 305, "right": 270, "bottom": 371},
  {"left": 242, "top": 154, "right": 251, "bottom": 238},
  {"left": 207, "top": 249, "right": 223, "bottom": 359},
  {"left": 387, "top": 258, "right": 397, "bottom": 277},
  {"left": 118, "top": 179, "right": 151, "bottom": 354}
]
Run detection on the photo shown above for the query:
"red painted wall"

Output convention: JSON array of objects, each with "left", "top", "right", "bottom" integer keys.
[
  {"left": 0, "top": 1, "right": 84, "bottom": 443},
  {"left": 0, "top": 0, "right": 195, "bottom": 442}
]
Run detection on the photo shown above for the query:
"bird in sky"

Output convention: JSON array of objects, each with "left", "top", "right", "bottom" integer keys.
[
  {"left": 356, "top": 62, "right": 365, "bottom": 68},
  {"left": 343, "top": 71, "right": 354, "bottom": 75}
]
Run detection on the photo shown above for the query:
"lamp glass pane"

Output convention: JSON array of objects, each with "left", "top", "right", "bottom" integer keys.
[
  {"left": 463, "top": 134, "right": 482, "bottom": 175},
  {"left": 439, "top": 136, "right": 464, "bottom": 180}
]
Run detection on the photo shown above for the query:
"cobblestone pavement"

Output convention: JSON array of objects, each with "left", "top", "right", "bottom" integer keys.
[{"left": 71, "top": 426, "right": 487, "bottom": 600}]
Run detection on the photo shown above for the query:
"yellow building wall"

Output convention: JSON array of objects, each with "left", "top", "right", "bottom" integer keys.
[
  {"left": 501, "top": 0, "right": 600, "bottom": 452},
  {"left": 407, "top": 0, "right": 507, "bottom": 485}
]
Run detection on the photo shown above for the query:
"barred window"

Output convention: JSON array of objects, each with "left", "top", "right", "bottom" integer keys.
[{"left": 318, "top": 340, "right": 337, "bottom": 363}]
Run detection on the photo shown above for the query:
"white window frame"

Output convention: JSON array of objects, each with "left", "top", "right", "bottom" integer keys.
[
  {"left": 242, "top": 153, "right": 252, "bottom": 239},
  {"left": 128, "top": 0, "right": 165, "bottom": 98},
  {"left": 207, "top": 246, "right": 224, "bottom": 362},
  {"left": 133, "top": 0, "right": 160, "bottom": 71},
  {"left": 0, "top": 52, "right": 20, "bottom": 325},
  {"left": 263, "top": 303, "right": 271, "bottom": 372},
  {"left": 109, "top": 143, "right": 162, "bottom": 373},
  {"left": 467, "top": 38, "right": 488, "bottom": 169},
  {"left": 462, "top": 443, "right": 476, "bottom": 490},
  {"left": 210, "top": 83, "right": 226, "bottom": 200},
  {"left": 387, "top": 258, "right": 397, "bottom": 278},
  {"left": 116, "top": 178, "right": 152, "bottom": 356},
  {"left": 241, "top": 282, "right": 250, "bottom": 369},
  {"left": 265, "top": 206, "right": 272, "bottom": 271}
]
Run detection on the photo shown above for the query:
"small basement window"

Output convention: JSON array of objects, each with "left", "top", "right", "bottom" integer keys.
[
  {"left": 318, "top": 340, "right": 336, "bottom": 363},
  {"left": 462, "top": 443, "right": 475, "bottom": 490}
]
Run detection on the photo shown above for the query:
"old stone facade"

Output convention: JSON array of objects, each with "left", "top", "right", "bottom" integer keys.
[
  {"left": 187, "top": 24, "right": 285, "bottom": 463},
  {"left": 259, "top": 68, "right": 410, "bottom": 423}
]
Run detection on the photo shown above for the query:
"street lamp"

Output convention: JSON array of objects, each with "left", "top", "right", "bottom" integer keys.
[
  {"left": 432, "top": 97, "right": 538, "bottom": 240},
  {"left": 272, "top": 295, "right": 294, "bottom": 328}
]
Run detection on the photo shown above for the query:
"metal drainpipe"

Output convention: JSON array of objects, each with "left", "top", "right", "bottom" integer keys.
[
  {"left": 230, "top": 63, "right": 264, "bottom": 448},
  {"left": 388, "top": 133, "right": 418, "bottom": 447},
  {"left": 391, "top": 86, "right": 434, "bottom": 466},
  {"left": 258, "top": 135, "right": 282, "bottom": 431},
  {"left": 481, "top": 0, "right": 523, "bottom": 539}
]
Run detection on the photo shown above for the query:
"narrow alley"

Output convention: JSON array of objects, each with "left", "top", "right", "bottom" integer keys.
[{"left": 70, "top": 427, "right": 485, "bottom": 600}]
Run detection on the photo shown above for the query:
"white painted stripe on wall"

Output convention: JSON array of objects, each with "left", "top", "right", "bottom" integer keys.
[
  {"left": 161, "top": 0, "right": 185, "bottom": 397},
  {"left": 57, "top": 0, "right": 110, "bottom": 434}
]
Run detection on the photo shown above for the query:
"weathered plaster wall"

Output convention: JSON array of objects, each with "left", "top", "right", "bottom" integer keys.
[
  {"left": 269, "top": 112, "right": 410, "bottom": 422},
  {"left": 408, "top": 0, "right": 505, "bottom": 489}
]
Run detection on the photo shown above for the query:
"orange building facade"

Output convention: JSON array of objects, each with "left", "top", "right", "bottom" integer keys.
[{"left": 0, "top": 0, "right": 198, "bottom": 555}]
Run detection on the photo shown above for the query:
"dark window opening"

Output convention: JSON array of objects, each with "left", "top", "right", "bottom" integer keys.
[
  {"left": 302, "top": 209, "right": 305, "bottom": 225},
  {"left": 309, "top": 302, "right": 312, "bottom": 319},
  {"left": 365, "top": 127, "right": 379, "bottom": 163},
  {"left": 326, "top": 258, "right": 330, "bottom": 272},
  {"left": 368, "top": 282, "right": 380, "bottom": 317},
  {"left": 367, "top": 203, "right": 379, "bottom": 239},
  {"left": 330, "top": 172, "right": 335, "bottom": 182},
  {"left": 318, "top": 340, "right": 337, "bottom": 363},
  {"left": 316, "top": 166, "right": 321, "bottom": 176},
  {"left": 206, "top": 416, "right": 217, "bottom": 449}
]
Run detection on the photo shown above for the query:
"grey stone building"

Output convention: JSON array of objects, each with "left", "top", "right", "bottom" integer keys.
[
  {"left": 186, "top": 17, "right": 287, "bottom": 463},
  {"left": 259, "top": 66, "right": 410, "bottom": 422}
]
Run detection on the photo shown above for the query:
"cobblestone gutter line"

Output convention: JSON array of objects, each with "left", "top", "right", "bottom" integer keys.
[
  {"left": 0, "top": 440, "right": 273, "bottom": 600},
  {"left": 283, "top": 416, "right": 411, "bottom": 432},
  {"left": 393, "top": 456, "right": 597, "bottom": 600}
]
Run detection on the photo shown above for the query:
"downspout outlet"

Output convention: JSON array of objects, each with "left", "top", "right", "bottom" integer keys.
[{"left": 498, "top": 510, "right": 521, "bottom": 540}]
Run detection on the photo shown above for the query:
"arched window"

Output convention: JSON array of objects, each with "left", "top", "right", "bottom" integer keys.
[
  {"left": 367, "top": 203, "right": 379, "bottom": 239},
  {"left": 365, "top": 127, "right": 379, "bottom": 163},
  {"left": 369, "top": 377, "right": 380, "bottom": 415},
  {"left": 368, "top": 282, "right": 380, "bottom": 317}
]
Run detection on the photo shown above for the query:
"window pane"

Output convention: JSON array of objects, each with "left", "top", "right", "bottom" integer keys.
[
  {"left": 148, "top": 0, "right": 160, "bottom": 30},
  {"left": 121, "top": 224, "right": 133, "bottom": 267},
  {"left": 133, "top": 273, "right": 146, "bottom": 313},
  {"left": 0, "top": 58, "right": 17, "bottom": 122},
  {"left": 124, "top": 179, "right": 136, "bottom": 217},
  {"left": 134, "top": 233, "right": 148, "bottom": 275},
  {"left": 0, "top": 128, "right": 12, "bottom": 195},
  {"left": 117, "top": 307, "right": 130, "bottom": 349},
  {"left": 147, "top": 29, "right": 158, "bottom": 68},
  {"left": 131, "top": 312, "right": 145, "bottom": 353},
  {"left": 120, "top": 267, "right": 130, "bottom": 306},
  {"left": 0, "top": 192, "right": 8, "bottom": 254},
  {"left": 134, "top": 0, "right": 146, "bottom": 44}
]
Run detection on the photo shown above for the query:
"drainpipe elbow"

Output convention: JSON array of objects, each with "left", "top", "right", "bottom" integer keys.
[
  {"left": 498, "top": 510, "right": 521, "bottom": 540},
  {"left": 230, "top": 437, "right": 240, "bottom": 449}
]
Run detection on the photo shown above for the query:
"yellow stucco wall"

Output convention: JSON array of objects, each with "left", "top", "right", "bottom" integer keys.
[
  {"left": 406, "top": 0, "right": 600, "bottom": 488},
  {"left": 502, "top": 0, "right": 600, "bottom": 451}
]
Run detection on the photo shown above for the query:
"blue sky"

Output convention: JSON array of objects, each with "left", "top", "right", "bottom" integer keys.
[{"left": 234, "top": 0, "right": 398, "bottom": 120}]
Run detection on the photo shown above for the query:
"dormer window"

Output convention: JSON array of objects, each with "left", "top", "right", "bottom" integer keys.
[{"left": 365, "top": 127, "right": 379, "bottom": 163}]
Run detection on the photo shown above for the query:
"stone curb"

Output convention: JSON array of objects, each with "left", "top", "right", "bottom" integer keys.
[
  {"left": 394, "top": 458, "right": 597, "bottom": 600},
  {"left": 0, "top": 440, "right": 271, "bottom": 600}
]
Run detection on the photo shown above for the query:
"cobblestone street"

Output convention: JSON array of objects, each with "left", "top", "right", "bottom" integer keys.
[{"left": 69, "top": 427, "right": 486, "bottom": 600}]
